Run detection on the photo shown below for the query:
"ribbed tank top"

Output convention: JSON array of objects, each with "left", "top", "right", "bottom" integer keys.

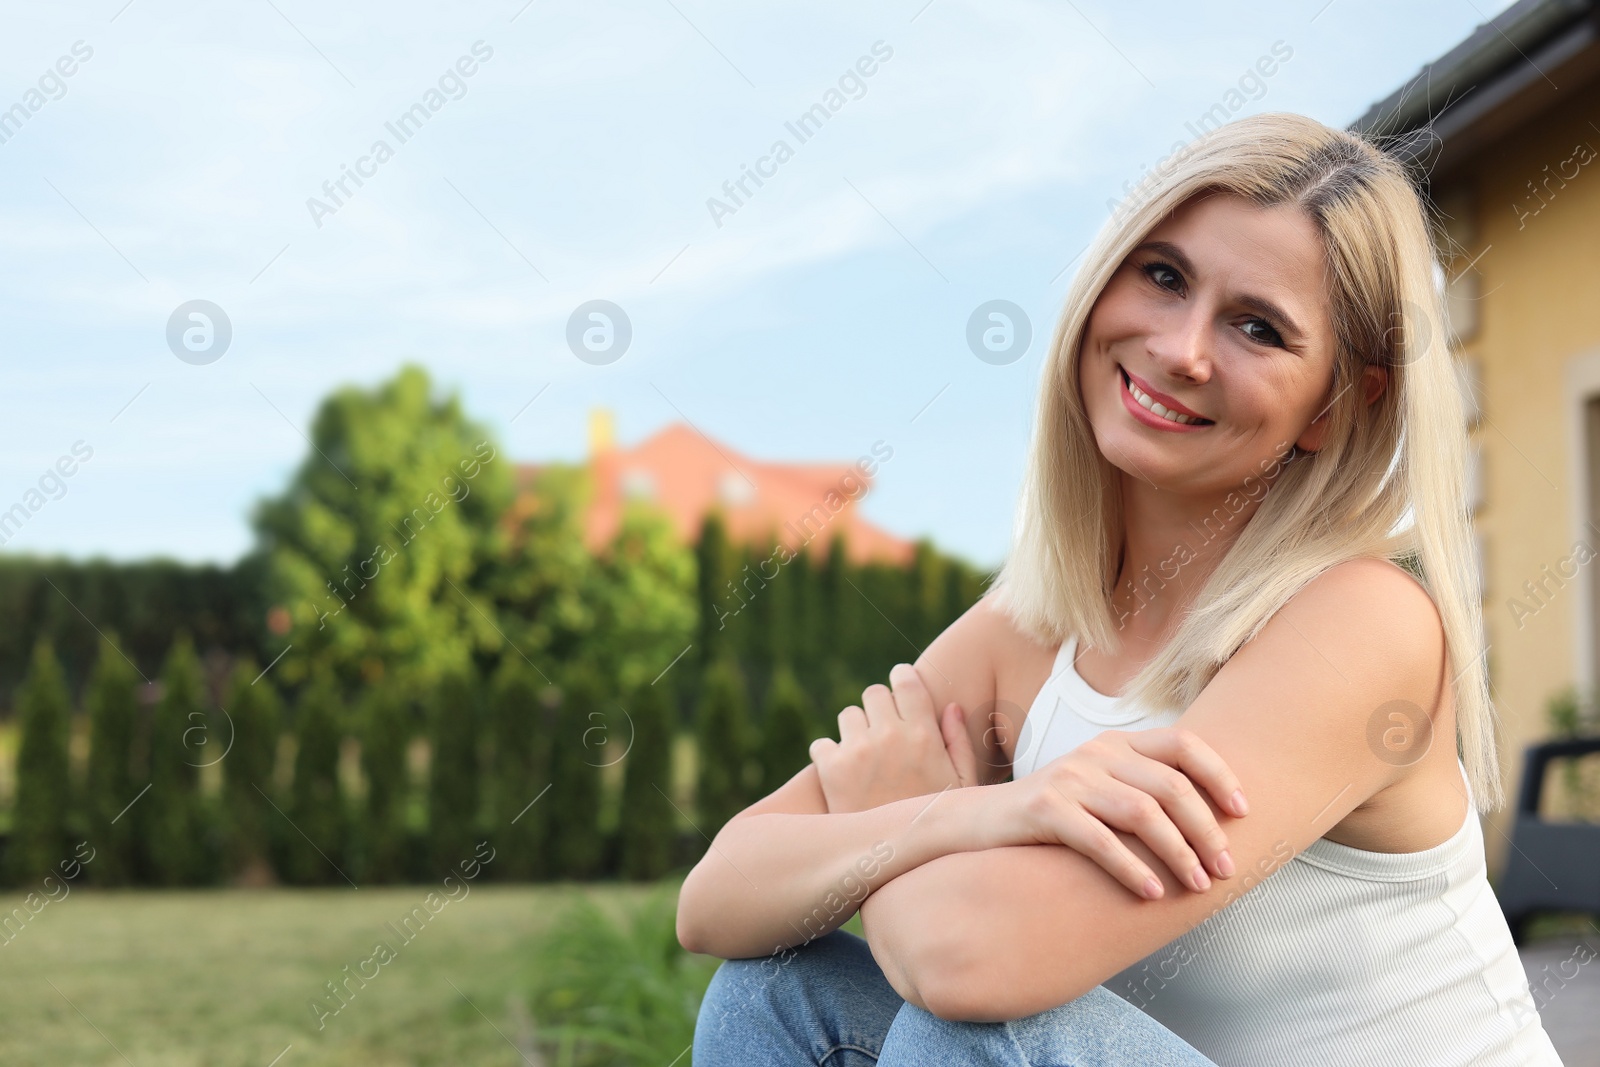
[{"left": 1011, "top": 634, "right": 1564, "bottom": 1067}]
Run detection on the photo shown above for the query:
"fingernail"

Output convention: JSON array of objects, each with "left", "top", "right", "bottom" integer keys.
[
  {"left": 1231, "top": 789, "right": 1249, "bottom": 816},
  {"left": 1192, "top": 865, "right": 1211, "bottom": 891},
  {"left": 1217, "top": 850, "right": 1235, "bottom": 877},
  {"left": 1142, "top": 877, "right": 1163, "bottom": 900}
]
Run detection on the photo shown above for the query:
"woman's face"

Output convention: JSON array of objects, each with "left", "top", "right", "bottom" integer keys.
[{"left": 1079, "top": 191, "right": 1349, "bottom": 497}]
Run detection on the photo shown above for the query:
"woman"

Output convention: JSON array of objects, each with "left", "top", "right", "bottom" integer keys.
[{"left": 676, "top": 112, "right": 1562, "bottom": 1065}]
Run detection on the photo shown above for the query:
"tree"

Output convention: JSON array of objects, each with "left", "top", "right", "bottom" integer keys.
[
  {"left": 144, "top": 634, "right": 206, "bottom": 885},
  {"left": 694, "top": 511, "right": 739, "bottom": 670},
  {"left": 288, "top": 668, "right": 344, "bottom": 885},
  {"left": 617, "top": 676, "right": 677, "bottom": 881},
  {"left": 489, "top": 658, "right": 551, "bottom": 881},
  {"left": 360, "top": 681, "right": 411, "bottom": 884},
  {"left": 252, "top": 363, "right": 514, "bottom": 695},
  {"left": 7, "top": 640, "right": 72, "bottom": 885},
  {"left": 694, "top": 654, "right": 752, "bottom": 836},
  {"left": 590, "top": 501, "right": 697, "bottom": 698},
  {"left": 84, "top": 635, "right": 140, "bottom": 886},
  {"left": 546, "top": 663, "right": 605, "bottom": 879},
  {"left": 221, "top": 657, "right": 282, "bottom": 883},
  {"left": 759, "top": 664, "right": 816, "bottom": 797},
  {"left": 428, "top": 668, "right": 481, "bottom": 876}
]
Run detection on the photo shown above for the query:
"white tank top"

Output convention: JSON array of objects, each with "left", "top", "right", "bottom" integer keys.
[{"left": 1011, "top": 634, "right": 1564, "bottom": 1067}]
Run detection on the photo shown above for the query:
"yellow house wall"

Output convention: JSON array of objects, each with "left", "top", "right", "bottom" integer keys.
[{"left": 1437, "top": 81, "right": 1600, "bottom": 875}]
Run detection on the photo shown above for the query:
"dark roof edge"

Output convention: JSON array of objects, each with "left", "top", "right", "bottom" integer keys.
[{"left": 1350, "top": 0, "right": 1597, "bottom": 138}]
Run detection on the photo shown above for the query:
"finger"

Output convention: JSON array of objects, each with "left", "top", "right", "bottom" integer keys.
[
  {"left": 940, "top": 702, "right": 979, "bottom": 786},
  {"left": 1044, "top": 801, "right": 1168, "bottom": 900},
  {"left": 1080, "top": 778, "right": 1213, "bottom": 893},
  {"left": 860, "top": 683, "right": 901, "bottom": 729},
  {"left": 1127, "top": 727, "right": 1249, "bottom": 818},
  {"left": 1107, "top": 754, "right": 1234, "bottom": 882},
  {"left": 837, "top": 705, "right": 868, "bottom": 743},
  {"left": 888, "top": 662, "right": 938, "bottom": 732},
  {"left": 808, "top": 737, "right": 838, "bottom": 764}
]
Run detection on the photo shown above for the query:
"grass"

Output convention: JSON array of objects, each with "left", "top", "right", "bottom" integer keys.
[{"left": 0, "top": 881, "right": 683, "bottom": 1067}]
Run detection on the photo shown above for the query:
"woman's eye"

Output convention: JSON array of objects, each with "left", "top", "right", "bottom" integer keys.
[
  {"left": 1141, "top": 262, "right": 1182, "bottom": 292},
  {"left": 1240, "top": 319, "right": 1284, "bottom": 347}
]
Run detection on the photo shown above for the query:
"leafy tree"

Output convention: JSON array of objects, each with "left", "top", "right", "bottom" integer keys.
[
  {"left": 288, "top": 668, "right": 344, "bottom": 885},
  {"left": 360, "top": 681, "right": 411, "bottom": 883},
  {"left": 84, "top": 635, "right": 140, "bottom": 886},
  {"left": 759, "top": 664, "right": 816, "bottom": 797},
  {"left": 144, "top": 634, "right": 206, "bottom": 885},
  {"left": 694, "top": 654, "right": 752, "bottom": 835},
  {"left": 590, "top": 501, "right": 696, "bottom": 698},
  {"left": 489, "top": 658, "right": 551, "bottom": 881},
  {"left": 546, "top": 663, "right": 605, "bottom": 879},
  {"left": 428, "top": 668, "right": 481, "bottom": 876},
  {"left": 221, "top": 657, "right": 282, "bottom": 882},
  {"left": 7, "top": 640, "right": 72, "bottom": 885},
  {"left": 617, "top": 677, "right": 677, "bottom": 881},
  {"left": 252, "top": 363, "right": 514, "bottom": 695}
]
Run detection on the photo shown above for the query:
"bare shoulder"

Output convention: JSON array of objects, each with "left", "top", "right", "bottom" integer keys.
[{"left": 1282, "top": 556, "right": 1448, "bottom": 710}]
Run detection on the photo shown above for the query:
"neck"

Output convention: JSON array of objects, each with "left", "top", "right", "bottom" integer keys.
[{"left": 1109, "top": 473, "right": 1273, "bottom": 647}]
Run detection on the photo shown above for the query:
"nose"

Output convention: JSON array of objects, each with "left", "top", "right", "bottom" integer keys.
[{"left": 1147, "top": 303, "right": 1214, "bottom": 386}]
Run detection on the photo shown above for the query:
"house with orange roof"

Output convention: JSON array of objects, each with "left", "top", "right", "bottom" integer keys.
[{"left": 513, "top": 410, "right": 914, "bottom": 567}]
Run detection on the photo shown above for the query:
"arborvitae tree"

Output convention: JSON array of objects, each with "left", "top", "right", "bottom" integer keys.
[
  {"left": 145, "top": 634, "right": 206, "bottom": 886},
  {"left": 7, "top": 640, "right": 73, "bottom": 886},
  {"left": 84, "top": 634, "right": 140, "bottom": 886},
  {"left": 546, "top": 663, "right": 605, "bottom": 879},
  {"left": 911, "top": 539, "right": 949, "bottom": 648},
  {"left": 489, "top": 658, "right": 551, "bottom": 882},
  {"left": 820, "top": 659, "right": 863, "bottom": 744},
  {"left": 820, "top": 532, "right": 853, "bottom": 670},
  {"left": 616, "top": 677, "right": 676, "bottom": 881},
  {"left": 428, "top": 668, "right": 480, "bottom": 876},
  {"left": 360, "top": 681, "right": 410, "bottom": 884},
  {"left": 694, "top": 510, "right": 739, "bottom": 669},
  {"left": 221, "top": 658, "right": 282, "bottom": 883},
  {"left": 759, "top": 663, "right": 816, "bottom": 797},
  {"left": 288, "top": 668, "right": 343, "bottom": 885},
  {"left": 694, "top": 653, "right": 752, "bottom": 836}
]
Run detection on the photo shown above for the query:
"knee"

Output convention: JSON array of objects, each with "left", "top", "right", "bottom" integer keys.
[
  {"left": 879, "top": 1002, "right": 1011, "bottom": 1065},
  {"left": 696, "top": 930, "right": 877, "bottom": 1034}
]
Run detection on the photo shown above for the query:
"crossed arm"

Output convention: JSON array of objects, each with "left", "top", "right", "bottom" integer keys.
[{"left": 677, "top": 558, "right": 1446, "bottom": 1022}]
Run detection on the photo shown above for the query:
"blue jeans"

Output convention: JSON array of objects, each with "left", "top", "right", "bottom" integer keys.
[{"left": 692, "top": 928, "right": 1220, "bottom": 1066}]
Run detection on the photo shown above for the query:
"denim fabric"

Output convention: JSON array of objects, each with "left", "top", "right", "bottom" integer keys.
[{"left": 692, "top": 928, "right": 1220, "bottom": 1066}]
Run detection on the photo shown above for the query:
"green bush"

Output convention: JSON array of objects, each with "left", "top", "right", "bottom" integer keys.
[
  {"left": 694, "top": 654, "right": 751, "bottom": 836},
  {"left": 524, "top": 885, "right": 720, "bottom": 1067},
  {"left": 490, "top": 658, "right": 551, "bottom": 881},
  {"left": 617, "top": 678, "right": 676, "bottom": 881},
  {"left": 546, "top": 664, "right": 605, "bottom": 879},
  {"left": 429, "top": 668, "right": 481, "bottom": 876},
  {"left": 288, "top": 667, "right": 344, "bottom": 885},
  {"left": 222, "top": 657, "right": 282, "bottom": 882},
  {"left": 6, "top": 640, "right": 73, "bottom": 886},
  {"left": 360, "top": 681, "right": 410, "bottom": 883},
  {"left": 144, "top": 633, "right": 206, "bottom": 885},
  {"left": 83, "top": 634, "right": 140, "bottom": 886},
  {"left": 759, "top": 663, "right": 816, "bottom": 797}
]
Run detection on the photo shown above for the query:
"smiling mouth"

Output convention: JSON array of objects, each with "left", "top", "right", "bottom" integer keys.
[{"left": 1120, "top": 366, "right": 1213, "bottom": 426}]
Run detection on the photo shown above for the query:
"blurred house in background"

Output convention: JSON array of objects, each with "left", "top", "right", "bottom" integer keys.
[
  {"left": 515, "top": 409, "right": 914, "bottom": 566},
  {"left": 1354, "top": 0, "right": 1600, "bottom": 872}
]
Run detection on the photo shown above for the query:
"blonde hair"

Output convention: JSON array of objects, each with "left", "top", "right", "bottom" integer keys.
[{"left": 989, "top": 111, "right": 1502, "bottom": 810}]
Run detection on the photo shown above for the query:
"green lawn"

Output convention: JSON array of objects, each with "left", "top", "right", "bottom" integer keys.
[{"left": 0, "top": 882, "right": 682, "bottom": 1067}]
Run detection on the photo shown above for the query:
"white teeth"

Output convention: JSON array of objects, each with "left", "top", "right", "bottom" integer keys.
[{"left": 1124, "top": 372, "right": 1203, "bottom": 425}]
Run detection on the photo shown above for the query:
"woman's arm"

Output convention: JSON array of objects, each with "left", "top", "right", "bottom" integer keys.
[
  {"left": 859, "top": 559, "right": 1445, "bottom": 1020},
  {"left": 676, "top": 597, "right": 1006, "bottom": 959}
]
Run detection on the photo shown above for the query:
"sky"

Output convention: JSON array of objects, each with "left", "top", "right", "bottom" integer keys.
[{"left": 0, "top": 0, "right": 1518, "bottom": 571}]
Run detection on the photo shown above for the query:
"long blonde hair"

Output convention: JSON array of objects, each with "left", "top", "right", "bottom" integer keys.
[{"left": 989, "top": 111, "right": 1501, "bottom": 810}]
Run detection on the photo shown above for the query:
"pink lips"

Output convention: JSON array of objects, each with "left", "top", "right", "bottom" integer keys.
[{"left": 1119, "top": 366, "right": 1212, "bottom": 433}]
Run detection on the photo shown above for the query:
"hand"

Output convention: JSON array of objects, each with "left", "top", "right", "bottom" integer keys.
[
  {"left": 992, "top": 727, "right": 1249, "bottom": 899},
  {"left": 809, "top": 663, "right": 979, "bottom": 813}
]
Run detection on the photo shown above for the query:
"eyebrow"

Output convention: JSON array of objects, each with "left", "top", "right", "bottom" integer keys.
[{"left": 1133, "top": 240, "right": 1307, "bottom": 342}]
